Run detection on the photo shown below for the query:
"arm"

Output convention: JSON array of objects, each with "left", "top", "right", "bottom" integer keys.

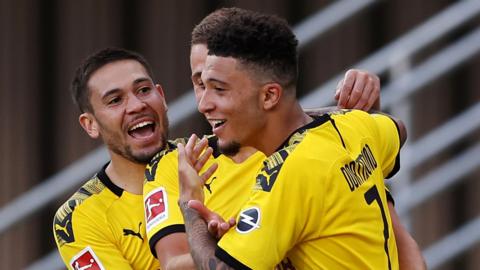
[
  {"left": 176, "top": 139, "right": 234, "bottom": 269},
  {"left": 144, "top": 144, "right": 196, "bottom": 270},
  {"left": 155, "top": 233, "right": 196, "bottom": 270},
  {"left": 388, "top": 202, "right": 426, "bottom": 270},
  {"left": 147, "top": 136, "right": 220, "bottom": 270},
  {"left": 180, "top": 202, "right": 234, "bottom": 270}
]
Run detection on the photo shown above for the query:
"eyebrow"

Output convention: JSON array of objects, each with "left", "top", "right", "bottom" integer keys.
[
  {"left": 205, "top": 77, "right": 228, "bottom": 86},
  {"left": 101, "top": 77, "right": 152, "bottom": 99},
  {"left": 132, "top": 77, "right": 151, "bottom": 85},
  {"left": 192, "top": 71, "right": 202, "bottom": 80}
]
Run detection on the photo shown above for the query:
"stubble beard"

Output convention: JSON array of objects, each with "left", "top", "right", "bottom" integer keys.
[
  {"left": 219, "top": 140, "right": 241, "bottom": 157},
  {"left": 103, "top": 113, "right": 170, "bottom": 165}
]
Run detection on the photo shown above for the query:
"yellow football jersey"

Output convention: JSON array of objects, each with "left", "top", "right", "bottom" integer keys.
[
  {"left": 216, "top": 110, "right": 401, "bottom": 270},
  {"left": 143, "top": 137, "right": 265, "bottom": 256},
  {"left": 53, "top": 164, "right": 159, "bottom": 270}
]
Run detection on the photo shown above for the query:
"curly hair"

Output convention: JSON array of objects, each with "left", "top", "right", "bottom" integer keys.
[
  {"left": 206, "top": 8, "right": 299, "bottom": 90},
  {"left": 191, "top": 7, "right": 248, "bottom": 46},
  {"left": 71, "top": 47, "right": 155, "bottom": 113}
]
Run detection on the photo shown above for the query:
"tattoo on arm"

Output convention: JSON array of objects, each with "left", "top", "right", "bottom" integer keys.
[{"left": 179, "top": 201, "right": 234, "bottom": 270}]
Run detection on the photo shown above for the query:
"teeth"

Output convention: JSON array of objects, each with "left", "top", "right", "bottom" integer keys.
[
  {"left": 211, "top": 120, "right": 225, "bottom": 128},
  {"left": 130, "top": 121, "right": 153, "bottom": 131}
]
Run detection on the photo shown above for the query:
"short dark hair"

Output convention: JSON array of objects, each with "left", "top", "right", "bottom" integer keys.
[
  {"left": 206, "top": 8, "right": 299, "bottom": 90},
  {"left": 71, "top": 47, "right": 155, "bottom": 113},
  {"left": 191, "top": 7, "right": 248, "bottom": 46}
]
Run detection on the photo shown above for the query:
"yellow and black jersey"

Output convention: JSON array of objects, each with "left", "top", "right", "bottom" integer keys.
[
  {"left": 216, "top": 110, "right": 401, "bottom": 270},
  {"left": 143, "top": 137, "right": 265, "bottom": 257},
  {"left": 53, "top": 164, "right": 159, "bottom": 270}
]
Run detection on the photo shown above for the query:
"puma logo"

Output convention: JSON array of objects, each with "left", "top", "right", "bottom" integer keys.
[
  {"left": 55, "top": 212, "right": 75, "bottom": 243},
  {"left": 204, "top": 176, "right": 217, "bottom": 194},
  {"left": 55, "top": 220, "right": 71, "bottom": 237},
  {"left": 123, "top": 222, "right": 144, "bottom": 241}
]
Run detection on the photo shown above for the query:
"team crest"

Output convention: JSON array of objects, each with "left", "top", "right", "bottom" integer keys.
[
  {"left": 144, "top": 187, "right": 168, "bottom": 232},
  {"left": 70, "top": 246, "right": 105, "bottom": 270},
  {"left": 236, "top": 207, "right": 261, "bottom": 233}
]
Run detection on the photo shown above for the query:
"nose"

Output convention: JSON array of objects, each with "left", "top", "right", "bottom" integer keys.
[
  {"left": 197, "top": 89, "right": 214, "bottom": 114},
  {"left": 126, "top": 93, "right": 147, "bottom": 114}
]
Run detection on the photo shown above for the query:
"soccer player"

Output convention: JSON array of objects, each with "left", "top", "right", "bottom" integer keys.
[
  {"left": 52, "top": 47, "right": 380, "bottom": 269},
  {"left": 176, "top": 8, "right": 409, "bottom": 269},
  {"left": 146, "top": 7, "right": 424, "bottom": 270},
  {"left": 53, "top": 48, "right": 166, "bottom": 270}
]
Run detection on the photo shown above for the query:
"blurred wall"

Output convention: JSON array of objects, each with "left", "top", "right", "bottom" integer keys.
[{"left": 0, "top": 0, "right": 479, "bottom": 269}]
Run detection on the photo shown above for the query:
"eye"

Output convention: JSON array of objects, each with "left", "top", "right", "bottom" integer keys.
[
  {"left": 193, "top": 78, "right": 205, "bottom": 90},
  {"left": 198, "top": 81, "right": 205, "bottom": 89},
  {"left": 138, "top": 87, "right": 151, "bottom": 94},
  {"left": 108, "top": 96, "right": 121, "bottom": 105}
]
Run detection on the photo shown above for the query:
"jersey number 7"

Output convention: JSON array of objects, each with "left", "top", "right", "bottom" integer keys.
[{"left": 364, "top": 185, "right": 392, "bottom": 270}]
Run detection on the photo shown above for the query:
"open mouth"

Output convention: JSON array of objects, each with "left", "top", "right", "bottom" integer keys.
[
  {"left": 211, "top": 119, "right": 226, "bottom": 129},
  {"left": 128, "top": 121, "right": 156, "bottom": 138}
]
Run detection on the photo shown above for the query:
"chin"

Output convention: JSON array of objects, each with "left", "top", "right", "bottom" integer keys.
[
  {"left": 128, "top": 144, "right": 163, "bottom": 165},
  {"left": 131, "top": 152, "right": 157, "bottom": 164},
  {"left": 218, "top": 140, "right": 241, "bottom": 156}
]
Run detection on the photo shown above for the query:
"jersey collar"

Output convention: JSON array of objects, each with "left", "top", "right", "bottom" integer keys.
[{"left": 97, "top": 163, "right": 124, "bottom": 197}]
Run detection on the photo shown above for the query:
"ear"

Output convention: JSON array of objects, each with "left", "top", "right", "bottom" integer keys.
[
  {"left": 261, "top": 83, "right": 282, "bottom": 110},
  {"left": 79, "top": 112, "right": 100, "bottom": 139},
  {"left": 156, "top": 84, "right": 168, "bottom": 111}
]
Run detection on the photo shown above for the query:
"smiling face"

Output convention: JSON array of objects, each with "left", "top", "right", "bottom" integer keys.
[
  {"left": 80, "top": 59, "right": 168, "bottom": 164},
  {"left": 196, "top": 54, "right": 266, "bottom": 155}
]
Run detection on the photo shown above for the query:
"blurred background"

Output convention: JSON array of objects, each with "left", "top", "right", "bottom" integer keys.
[{"left": 1, "top": 0, "right": 479, "bottom": 269}]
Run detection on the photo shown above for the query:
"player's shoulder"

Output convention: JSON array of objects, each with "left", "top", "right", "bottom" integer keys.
[
  {"left": 145, "top": 136, "right": 222, "bottom": 182},
  {"left": 145, "top": 138, "right": 187, "bottom": 182},
  {"left": 53, "top": 172, "right": 109, "bottom": 247},
  {"left": 328, "top": 109, "right": 370, "bottom": 121}
]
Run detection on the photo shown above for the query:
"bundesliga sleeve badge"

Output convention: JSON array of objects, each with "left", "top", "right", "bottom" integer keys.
[
  {"left": 144, "top": 187, "right": 168, "bottom": 232},
  {"left": 70, "top": 246, "right": 105, "bottom": 270}
]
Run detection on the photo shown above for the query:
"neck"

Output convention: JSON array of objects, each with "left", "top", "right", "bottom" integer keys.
[
  {"left": 230, "top": 146, "right": 258, "bottom": 163},
  {"left": 106, "top": 152, "right": 147, "bottom": 195},
  {"left": 256, "top": 99, "right": 312, "bottom": 156}
]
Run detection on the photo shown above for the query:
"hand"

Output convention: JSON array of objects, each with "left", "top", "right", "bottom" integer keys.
[
  {"left": 178, "top": 134, "right": 218, "bottom": 203},
  {"left": 335, "top": 69, "right": 381, "bottom": 111},
  {"left": 188, "top": 200, "right": 236, "bottom": 239}
]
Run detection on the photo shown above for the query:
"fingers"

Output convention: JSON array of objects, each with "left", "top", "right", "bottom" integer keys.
[
  {"left": 352, "top": 78, "right": 373, "bottom": 110},
  {"left": 337, "top": 69, "right": 381, "bottom": 111},
  {"left": 188, "top": 199, "right": 229, "bottom": 238},
  {"left": 207, "top": 220, "right": 220, "bottom": 236},
  {"left": 334, "top": 79, "right": 343, "bottom": 101},
  {"left": 177, "top": 143, "right": 187, "bottom": 169},
  {"left": 195, "top": 146, "right": 213, "bottom": 172},
  {"left": 368, "top": 77, "right": 381, "bottom": 111},
  {"left": 345, "top": 72, "right": 367, "bottom": 109},
  {"left": 361, "top": 81, "right": 378, "bottom": 111},
  {"left": 354, "top": 73, "right": 380, "bottom": 110},
  {"left": 185, "top": 134, "right": 201, "bottom": 164},
  {"left": 200, "top": 162, "right": 218, "bottom": 184},
  {"left": 208, "top": 218, "right": 234, "bottom": 239},
  {"left": 183, "top": 134, "right": 212, "bottom": 171},
  {"left": 192, "top": 136, "right": 208, "bottom": 162},
  {"left": 188, "top": 200, "right": 217, "bottom": 220},
  {"left": 227, "top": 217, "right": 236, "bottom": 227},
  {"left": 337, "top": 70, "right": 356, "bottom": 109}
]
